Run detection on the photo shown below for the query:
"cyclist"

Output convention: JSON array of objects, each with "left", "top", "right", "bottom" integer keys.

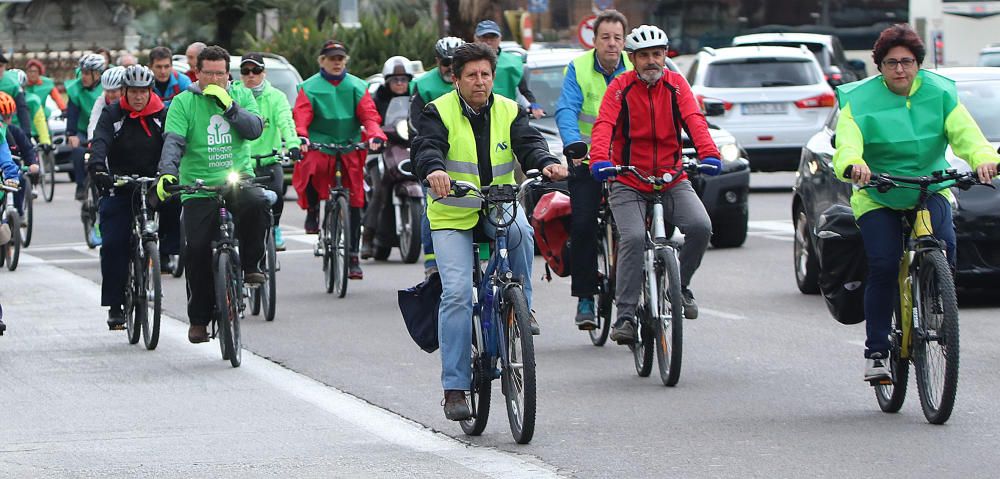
[
  {"left": 156, "top": 45, "right": 267, "bottom": 344},
  {"left": 832, "top": 24, "right": 1000, "bottom": 381},
  {"left": 117, "top": 53, "right": 139, "bottom": 67},
  {"left": 292, "top": 39, "right": 386, "bottom": 280},
  {"left": 554, "top": 9, "right": 632, "bottom": 329},
  {"left": 412, "top": 43, "right": 567, "bottom": 421},
  {"left": 589, "top": 25, "right": 722, "bottom": 344},
  {"left": 473, "top": 20, "right": 543, "bottom": 118},
  {"left": 410, "top": 36, "right": 464, "bottom": 277},
  {"left": 0, "top": 54, "right": 35, "bottom": 135},
  {"left": 234, "top": 52, "right": 301, "bottom": 251},
  {"left": 24, "top": 59, "right": 68, "bottom": 116},
  {"left": 87, "top": 66, "right": 127, "bottom": 139},
  {"left": 184, "top": 42, "right": 206, "bottom": 82},
  {"left": 362, "top": 55, "right": 413, "bottom": 258},
  {"left": 87, "top": 65, "right": 181, "bottom": 330},
  {"left": 65, "top": 53, "right": 106, "bottom": 200},
  {"left": 0, "top": 92, "right": 39, "bottom": 218},
  {"left": 8, "top": 68, "right": 51, "bottom": 146},
  {"left": 0, "top": 124, "right": 17, "bottom": 293},
  {"left": 148, "top": 46, "right": 192, "bottom": 107}
]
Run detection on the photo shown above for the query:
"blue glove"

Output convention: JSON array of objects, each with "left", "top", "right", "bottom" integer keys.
[
  {"left": 699, "top": 157, "right": 723, "bottom": 176},
  {"left": 590, "top": 161, "right": 616, "bottom": 181}
]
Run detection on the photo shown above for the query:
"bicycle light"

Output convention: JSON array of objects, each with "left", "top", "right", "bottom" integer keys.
[{"left": 227, "top": 171, "right": 240, "bottom": 185}]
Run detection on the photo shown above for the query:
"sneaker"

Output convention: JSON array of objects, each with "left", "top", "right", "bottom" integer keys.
[
  {"left": 442, "top": 390, "right": 472, "bottom": 421},
  {"left": 274, "top": 226, "right": 286, "bottom": 251},
  {"left": 245, "top": 272, "right": 266, "bottom": 284},
  {"left": 681, "top": 288, "right": 699, "bottom": 319},
  {"left": 575, "top": 297, "right": 598, "bottom": 330},
  {"left": 107, "top": 307, "right": 125, "bottom": 330},
  {"left": 360, "top": 234, "right": 374, "bottom": 259},
  {"left": 188, "top": 324, "right": 209, "bottom": 343},
  {"left": 610, "top": 316, "right": 637, "bottom": 344},
  {"left": 864, "top": 353, "right": 891, "bottom": 382},
  {"left": 348, "top": 256, "right": 364, "bottom": 280},
  {"left": 160, "top": 253, "right": 173, "bottom": 274},
  {"left": 304, "top": 207, "right": 319, "bottom": 234},
  {"left": 528, "top": 312, "right": 541, "bottom": 335}
]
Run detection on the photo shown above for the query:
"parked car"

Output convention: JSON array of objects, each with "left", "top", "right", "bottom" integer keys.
[
  {"left": 688, "top": 45, "right": 835, "bottom": 172},
  {"left": 977, "top": 44, "right": 1000, "bottom": 66},
  {"left": 523, "top": 48, "right": 752, "bottom": 248},
  {"left": 792, "top": 67, "right": 1000, "bottom": 292},
  {"left": 731, "top": 32, "right": 867, "bottom": 86}
]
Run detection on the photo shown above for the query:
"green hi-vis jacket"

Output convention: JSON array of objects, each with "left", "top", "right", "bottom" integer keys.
[
  {"left": 233, "top": 80, "right": 300, "bottom": 166},
  {"left": 298, "top": 72, "right": 367, "bottom": 145},
  {"left": 65, "top": 78, "right": 103, "bottom": 136},
  {"left": 493, "top": 51, "right": 524, "bottom": 102},
  {"left": 568, "top": 49, "right": 632, "bottom": 139},
  {"left": 833, "top": 70, "right": 1000, "bottom": 218},
  {"left": 411, "top": 68, "right": 454, "bottom": 104},
  {"left": 426, "top": 91, "right": 519, "bottom": 231}
]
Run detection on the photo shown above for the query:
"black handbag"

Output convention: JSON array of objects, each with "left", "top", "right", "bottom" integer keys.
[{"left": 398, "top": 272, "right": 442, "bottom": 353}]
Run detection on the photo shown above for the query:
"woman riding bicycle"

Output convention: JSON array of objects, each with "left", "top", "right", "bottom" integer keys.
[{"left": 833, "top": 24, "right": 1000, "bottom": 382}]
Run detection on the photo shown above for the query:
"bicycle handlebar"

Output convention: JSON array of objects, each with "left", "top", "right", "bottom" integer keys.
[
  {"left": 599, "top": 158, "right": 709, "bottom": 185},
  {"left": 308, "top": 142, "right": 368, "bottom": 154},
  {"left": 843, "top": 165, "right": 994, "bottom": 193},
  {"left": 163, "top": 175, "right": 270, "bottom": 194}
]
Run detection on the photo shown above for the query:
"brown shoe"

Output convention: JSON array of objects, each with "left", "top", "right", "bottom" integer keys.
[
  {"left": 188, "top": 324, "right": 209, "bottom": 343},
  {"left": 244, "top": 272, "right": 266, "bottom": 284},
  {"left": 442, "top": 390, "right": 472, "bottom": 421}
]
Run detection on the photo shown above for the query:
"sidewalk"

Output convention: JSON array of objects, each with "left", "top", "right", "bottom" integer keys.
[{"left": 0, "top": 257, "right": 561, "bottom": 478}]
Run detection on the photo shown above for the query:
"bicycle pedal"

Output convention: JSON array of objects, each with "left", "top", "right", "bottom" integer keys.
[{"left": 868, "top": 378, "right": 893, "bottom": 386}]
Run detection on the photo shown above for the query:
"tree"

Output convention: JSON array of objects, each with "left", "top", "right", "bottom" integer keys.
[
  {"left": 172, "top": 0, "right": 273, "bottom": 49},
  {"left": 444, "top": 0, "right": 498, "bottom": 40}
]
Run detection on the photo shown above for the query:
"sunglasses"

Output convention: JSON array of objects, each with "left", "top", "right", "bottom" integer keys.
[
  {"left": 241, "top": 66, "right": 264, "bottom": 75},
  {"left": 440, "top": 58, "right": 453, "bottom": 67}
]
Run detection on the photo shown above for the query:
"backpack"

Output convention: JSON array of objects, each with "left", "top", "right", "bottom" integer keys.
[
  {"left": 816, "top": 205, "right": 867, "bottom": 325},
  {"left": 531, "top": 190, "right": 573, "bottom": 277}
]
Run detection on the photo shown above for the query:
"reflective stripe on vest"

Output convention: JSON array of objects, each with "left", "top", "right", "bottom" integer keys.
[
  {"left": 426, "top": 91, "right": 519, "bottom": 230},
  {"left": 571, "top": 50, "right": 632, "bottom": 138}
]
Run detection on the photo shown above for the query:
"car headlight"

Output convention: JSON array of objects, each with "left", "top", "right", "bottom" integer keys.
[
  {"left": 720, "top": 143, "right": 740, "bottom": 163},
  {"left": 396, "top": 119, "right": 409, "bottom": 141}
]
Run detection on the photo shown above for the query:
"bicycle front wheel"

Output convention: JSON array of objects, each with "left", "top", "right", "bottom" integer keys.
[
  {"left": 215, "top": 250, "right": 242, "bottom": 367},
  {"left": 913, "top": 250, "right": 959, "bottom": 424},
  {"left": 263, "top": 222, "right": 277, "bottom": 321},
  {"left": 126, "top": 242, "right": 142, "bottom": 344},
  {"left": 142, "top": 240, "right": 162, "bottom": 350},
  {"left": 21, "top": 180, "right": 33, "bottom": 247},
  {"left": 42, "top": 151, "right": 55, "bottom": 202},
  {"left": 501, "top": 285, "right": 536, "bottom": 444},
  {"left": 4, "top": 208, "right": 21, "bottom": 271},
  {"left": 655, "top": 248, "right": 684, "bottom": 387},
  {"left": 82, "top": 182, "right": 100, "bottom": 249}
]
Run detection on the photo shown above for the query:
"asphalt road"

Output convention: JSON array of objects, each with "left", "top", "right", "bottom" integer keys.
[{"left": 8, "top": 174, "right": 1000, "bottom": 478}]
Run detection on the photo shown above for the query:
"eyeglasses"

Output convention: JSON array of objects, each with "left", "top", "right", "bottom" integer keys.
[
  {"left": 882, "top": 58, "right": 916, "bottom": 70},
  {"left": 200, "top": 70, "right": 228, "bottom": 78},
  {"left": 387, "top": 76, "right": 409, "bottom": 84},
  {"left": 241, "top": 66, "right": 264, "bottom": 75}
]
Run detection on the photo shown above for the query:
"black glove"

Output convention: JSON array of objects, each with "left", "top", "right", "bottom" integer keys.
[
  {"left": 92, "top": 171, "right": 114, "bottom": 193},
  {"left": 288, "top": 147, "right": 302, "bottom": 162}
]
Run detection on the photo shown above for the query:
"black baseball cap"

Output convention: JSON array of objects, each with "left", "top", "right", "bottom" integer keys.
[
  {"left": 240, "top": 52, "right": 265, "bottom": 68},
  {"left": 320, "top": 40, "right": 348, "bottom": 57}
]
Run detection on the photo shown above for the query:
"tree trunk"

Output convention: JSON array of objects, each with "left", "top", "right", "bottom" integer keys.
[
  {"left": 444, "top": 0, "right": 496, "bottom": 41},
  {"left": 216, "top": 7, "right": 246, "bottom": 50}
]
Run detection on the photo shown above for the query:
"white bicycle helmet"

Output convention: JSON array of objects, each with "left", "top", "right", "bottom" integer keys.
[
  {"left": 8, "top": 69, "right": 27, "bottom": 87},
  {"left": 382, "top": 56, "right": 413, "bottom": 78},
  {"left": 122, "top": 65, "right": 155, "bottom": 88},
  {"left": 79, "top": 53, "right": 107, "bottom": 73},
  {"left": 100, "top": 66, "right": 126, "bottom": 90},
  {"left": 434, "top": 37, "right": 465, "bottom": 60},
  {"left": 625, "top": 25, "right": 669, "bottom": 52}
]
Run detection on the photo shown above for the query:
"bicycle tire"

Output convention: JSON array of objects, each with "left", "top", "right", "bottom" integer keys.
[
  {"left": 332, "top": 196, "right": 350, "bottom": 298},
  {"left": 875, "top": 295, "right": 908, "bottom": 413},
  {"left": 399, "top": 197, "right": 423, "bottom": 264},
  {"left": 215, "top": 250, "right": 242, "bottom": 367},
  {"left": 82, "top": 181, "right": 99, "bottom": 249},
  {"left": 913, "top": 250, "right": 959, "bottom": 424},
  {"left": 142, "top": 240, "right": 162, "bottom": 350},
  {"left": 171, "top": 213, "right": 185, "bottom": 278},
  {"left": 42, "top": 151, "right": 55, "bottom": 202},
  {"left": 631, "top": 300, "right": 654, "bottom": 377},
  {"left": 591, "top": 223, "right": 615, "bottom": 346},
  {"left": 502, "top": 286, "right": 536, "bottom": 444},
  {"left": 460, "top": 330, "right": 492, "bottom": 436},
  {"left": 250, "top": 284, "right": 261, "bottom": 315},
  {"left": 322, "top": 201, "right": 335, "bottom": 293},
  {"left": 655, "top": 248, "right": 684, "bottom": 387},
  {"left": 263, "top": 221, "right": 277, "bottom": 321},
  {"left": 4, "top": 208, "right": 21, "bottom": 271},
  {"left": 125, "top": 241, "right": 142, "bottom": 344},
  {"left": 21, "top": 179, "right": 33, "bottom": 247}
]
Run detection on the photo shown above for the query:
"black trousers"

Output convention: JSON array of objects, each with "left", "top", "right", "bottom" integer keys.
[
  {"left": 182, "top": 186, "right": 268, "bottom": 326},
  {"left": 568, "top": 163, "right": 602, "bottom": 298},
  {"left": 254, "top": 162, "right": 284, "bottom": 225}
]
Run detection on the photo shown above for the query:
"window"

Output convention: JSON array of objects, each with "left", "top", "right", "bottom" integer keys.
[
  {"left": 704, "top": 58, "right": 820, "bottom": 88},
  {"left": 526, "top": 65, "right": 565, "bottom": 118},
  {"left": 957, "top": 79, "right": 1000, "bottom": 141},
  {"left": 686, "top": 59, "right": 700, "bottom": 85}
]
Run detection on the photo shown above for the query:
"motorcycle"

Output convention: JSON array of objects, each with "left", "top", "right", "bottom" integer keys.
[{"left": 363, "top": 96, "right": 423, "bottom": 263}]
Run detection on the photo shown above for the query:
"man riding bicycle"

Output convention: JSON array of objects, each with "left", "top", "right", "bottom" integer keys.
[
  {"left": 7, "top": 69, "right": 52, "bottom": 146},
  {"left": 156, "top": 45, "right": 268, "bottom": 344},
  {"left": 65, "top": 53, "right": 106, "bottom": 201},
  {"left": 0, "top": 123, "right": 18, "bottom": 335},
  {"left": 88, "top": 65, "right": 181, "bottom": 330},
  {"left": 293, "top": 39, "right": 386, "bottom": 280},
  {"left": 413, "top": 42, "right": 568, "bottom": 421},
  {"left": 589, "top": 25, "right": 722, "bottom": 344},
  {"left": 0, "top": 54, "right": 34, "bottom": 133},
  {"left": 833, "top": 24, "right": 1000, "bottom": 381},
  {"left": 0, "top": 92, "right": 39, "bottom": 220},
  {"left": 87, "top": 66, "right": 126, "bottom": 139},
  {"left": 554, "top": 9, "right": 632, "bottom": 329},
  {"left": 148, "top": 46, "right": 192, "bottom": 107}
]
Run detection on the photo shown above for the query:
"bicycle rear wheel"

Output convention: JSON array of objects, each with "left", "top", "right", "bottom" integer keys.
[
  {"left": 655, "top": 248, "right": 684, "bottom": 387},
  {"left": 20, "top": 180, "right": 33, "bottom": 247},
  {"left": 4, "top": 208, "right": 21, "bottom": 271},
  {"left": 142, "top": 240, "right": 162, "bottom": 350},
  {"left": 913, "top": 250, "right": 959, "bottom": 424},
  {"left": 125, "top": 242, "right": 142, "bottom": 344},
  {"left": 325, "top": 196, "right": 350, "bottom": 298},
  {"left": 42, "top": 151, "right": 55, "bottom": 202},
  {"left": 263, "top": 221, "right": 277, "bottom": 321},
  {"left": 460, "top": 333, "right": 492, "bottom": 436},
  {"left": 215, "top": 250, "right": 242, "bottom": 367},
  {"left": 631, "top": 287, "right": 654, "bottom": 377},
  {"left": 501, "top": 285, "right": 536, "bottom": 444},
  {"left": 591, "top": 223, "right": 614, "bottom": 346},
  {"left": 875, "top": 290, "right": 909, "bottom": 412},
  {"left": 82, "top": 182, "right": 99, "bottom": 249},
  {"left": 171, "top": 214, "right": 185, "bottom": 278}
]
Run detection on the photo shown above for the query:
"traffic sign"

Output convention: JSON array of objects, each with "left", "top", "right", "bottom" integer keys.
[{"left": 577, "top": 15, "right": 597, "bottom": 49}]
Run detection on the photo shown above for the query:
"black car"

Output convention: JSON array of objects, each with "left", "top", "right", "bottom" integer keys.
[{"left": 792, "top": 67, "right": 1000, "bottom": 292}]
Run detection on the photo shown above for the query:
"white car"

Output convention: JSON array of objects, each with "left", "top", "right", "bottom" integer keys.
[{"left": 688, "top": 45, "right": 835, "bottom": 171}]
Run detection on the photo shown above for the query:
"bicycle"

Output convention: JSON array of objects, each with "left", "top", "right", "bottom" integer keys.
[
  {"left": 37, "top": 143, "right": 55, "bottom": 203},
  {"left": 848, "top": 167, "right": 989, "bottom": 425},
  {"left": 14, "top": 163, "right": 34, "bottom": 248},
  {"left": 0, "top": 182, "right": 21, "bottom": 271},
  {"left": 249, "top": 149, "right": 286, "bottom": 322},
  {"left": 81, "top": 171, "right": 101, "bottom": 249},
  {"left": 597, "top": 159, "right": 715, "bottom": 386},
  {"left": 110, "top": 175, "right": 163, "bottom": 350},
  {"left": 309, "top": 141, "right": 367, "bottom": 298},
  {"left": 433, "top": 176, "right": 538, "bottom": 444},
  {"left": 165, "top": 174, "right": 267, "bottom": 367}
]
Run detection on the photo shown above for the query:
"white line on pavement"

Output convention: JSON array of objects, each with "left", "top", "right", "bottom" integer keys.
[{"left": 699, "top": 307, "right": 750, "bottom": 320}]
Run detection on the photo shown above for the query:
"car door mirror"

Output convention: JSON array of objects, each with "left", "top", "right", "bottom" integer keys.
[
  {"left": 846, "top": 59, "right": 867, "bottom": 77},
  {"left": 703, "top": 99, "right": 726, "bottom": 117}
]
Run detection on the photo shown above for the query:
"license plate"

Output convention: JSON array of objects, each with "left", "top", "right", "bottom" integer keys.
[{"left": 742, "top": 102, "right": 787, "bottom": 115}]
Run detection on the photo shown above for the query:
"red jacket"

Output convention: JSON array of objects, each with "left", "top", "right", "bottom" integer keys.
[{"left": 591, "top": 69, "right": 719, "bottom": 193}]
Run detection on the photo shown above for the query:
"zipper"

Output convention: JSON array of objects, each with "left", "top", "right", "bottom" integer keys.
[{"left": 647, "top": 84, "right": 657, "bottom": 179}]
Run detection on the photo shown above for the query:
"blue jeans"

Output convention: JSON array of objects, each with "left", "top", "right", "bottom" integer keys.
[
  {"left": 421, "top": 189, "right": 436, "bottom": 270},
  {"left": 70, "top": 133, "right": 88, "bottom": 190},
  {"left": 432, "top": 207, "right": 534, "bottom": 391},
  {"left": 857, "top": 194, "right": 956, "bottom": 358}
]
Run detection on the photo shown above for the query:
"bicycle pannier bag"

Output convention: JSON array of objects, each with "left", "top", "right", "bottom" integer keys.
[
  {"left": 531, "top": 191, "right": 573, "bottom": 277},
  {"left": 816, "top": 205, "right": 867, "bottom": 325},
  {"left": 398, "top": 272, "right": 442, "bottom": 353}
]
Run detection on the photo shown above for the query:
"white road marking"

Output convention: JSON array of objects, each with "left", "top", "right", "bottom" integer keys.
[{"left": 699, "top": 307, "right": 750, "bottom": 320}]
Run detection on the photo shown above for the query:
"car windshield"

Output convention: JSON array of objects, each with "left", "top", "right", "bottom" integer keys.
[
  {"left": 229, "top": 67, "right": 300, "bottom": 105},
  {"left": 737, "top": 41, "right": 827, "bottom": 67},
  {"left": 705, "top": 58, "right": 819, "bottom": 88},
  {"left": 957, "top": 79, "right": 1000, "bottom": 141},
  {"left": 977, "top": 52, "right": 1000, "bottom": 67}
]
